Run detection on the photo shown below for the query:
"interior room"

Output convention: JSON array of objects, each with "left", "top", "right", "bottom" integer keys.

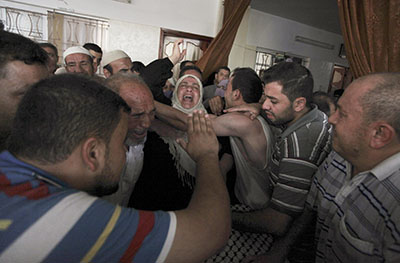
[{"left": 0, "top": 0, "right": 352, "bottom": 92}]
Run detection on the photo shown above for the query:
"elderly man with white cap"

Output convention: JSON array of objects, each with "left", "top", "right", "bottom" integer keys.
[
  {"left": 102, "top": 39, "right": 186, "bottom": 105},
  {"left": 63, "top": 46, "right": 95, "bottom": 76}
]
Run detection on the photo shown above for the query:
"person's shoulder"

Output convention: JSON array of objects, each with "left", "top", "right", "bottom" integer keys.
[{"left": 203, "top": 84, "right": 217, "bottom": 90}]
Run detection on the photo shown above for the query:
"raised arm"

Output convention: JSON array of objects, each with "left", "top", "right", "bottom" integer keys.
[
  {"left": 164, "top": 111, "right": 231, "bottom": 263},
  {"left": 141, "top": 39, "right": 186, "bottom": 105}
]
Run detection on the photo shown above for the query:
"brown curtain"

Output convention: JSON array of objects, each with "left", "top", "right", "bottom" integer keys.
[
  {"left": 338, "top": 0, "right": 400, "bottom": 78},
  {"left": 196, "top": 0, "right": 251, "bottom": 80}
]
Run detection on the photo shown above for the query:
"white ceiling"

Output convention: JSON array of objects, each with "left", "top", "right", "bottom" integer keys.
[{"left": 250, "top": 0, "right": 342, "bottom": 35}]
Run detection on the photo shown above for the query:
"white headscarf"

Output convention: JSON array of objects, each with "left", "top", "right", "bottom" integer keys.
[
  {"left": 171, "top": 74, "right": 206, "bottom": 114},
  {"left": 162, "top": 74, "right": 206, "bottom": 188}
]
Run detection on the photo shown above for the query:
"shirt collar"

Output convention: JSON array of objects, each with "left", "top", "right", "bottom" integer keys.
[
  {"left": 370, "top": 151, "right": 400, "bottom": 181},
  {"left": 0, "top": 151, "right": 69, "bottom": 188},
  {"left": 280, "top": 105, "right": 324, "bottom": 139}
]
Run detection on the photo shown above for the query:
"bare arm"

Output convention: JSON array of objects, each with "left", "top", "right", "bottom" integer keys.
[
  {"left": 232, "top": 207, "right": 292, "bottom": 236},
  {"left": 154, "top": 101, "right": 188, "bottom": 131},
  {"left": 164, "top": 111, "right": 231, "bottom": 263}
]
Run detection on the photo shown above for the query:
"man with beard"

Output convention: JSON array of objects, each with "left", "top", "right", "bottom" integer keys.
[
  {"left": 252, "top": 72, "right": 400, "bottom": 262},
  {"left": 102, "top": 73, "right": 155, "bottom": 206},
  {"left": 226, "top": 62, "right": 331, "bottom": 247},
  {"left": 0, "top": 31, "right": 49, "bottom": 152},
  {"left": 0, "top": 74, "right": 230, "bottom": 262}
]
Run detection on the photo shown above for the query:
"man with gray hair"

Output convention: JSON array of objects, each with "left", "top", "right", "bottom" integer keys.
[
  {"left": 252, "top": 72, "right": 400, "bottom": 262},
  {"left": 102, "top": 39, "right": 185, "bottom": 105},
  {"left": 103, "top": 72, "right": 155, "bottom": 206}
]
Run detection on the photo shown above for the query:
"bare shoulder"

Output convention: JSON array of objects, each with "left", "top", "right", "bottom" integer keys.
[{"left": 218, "top": 112, "right": 262, "bottom": 132}]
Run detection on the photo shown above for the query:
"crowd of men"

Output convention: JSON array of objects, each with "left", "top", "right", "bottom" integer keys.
[{"left": 1, "top": 29, "right": 399, "bottom": 263}]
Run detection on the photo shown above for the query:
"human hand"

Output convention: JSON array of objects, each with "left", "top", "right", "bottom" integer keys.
[
  {"left": 168, "top": 39, "right": 187, "bottom": 65},
  {"left": 177, "top": 110, "right": 218, "bottom": 162},
  {"left": 223, "top": 103, "right": 261, "bottom": 120},
  {"left": 209, "top": 96, "right": 224, "bottom": 116}
]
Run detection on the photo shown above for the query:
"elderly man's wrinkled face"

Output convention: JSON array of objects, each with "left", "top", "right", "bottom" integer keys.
[
  {"left": 177, "top": 76, "right": 201, "bottom": 109},
  {"left": 65, "top": 53, "right": 94, "bottom": 76},
  {"left": 119, "top": 82, "right": 155, "bottom": 145},
  {"left": 110, "top": 58, "right": 133, "bottom": 75}
]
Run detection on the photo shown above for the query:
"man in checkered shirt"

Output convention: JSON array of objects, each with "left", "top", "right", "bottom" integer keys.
[{"left": 260, "top": 72, "right": 400, "bottom": 262}]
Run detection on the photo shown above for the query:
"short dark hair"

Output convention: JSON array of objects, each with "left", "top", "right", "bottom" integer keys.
[
  {"left": 131, "top": 61, "right": 145, "bottom": 74},
  {"left": 180, "top": 60, "right": 195, "bottom": 70},
  {"left": 217, "top": 66, "right": 230, "bottom": 74},
  {"left": 8, "top": 74, "right": 130, "bottom": 164},
  {"left": 313, "top": 91, "right": 335, "bottom": 116},
  {"left": 179, "top": 65, "right": 203, "bottom": 79},
  {"left": 0, "top": 31, "right": 48, "bottom": 78},
  {"left": 262, "top": 62, "right": 314, "bottom": 107},
  {"left": 38, "top": 42, "right": 58, "bottom": 55},
  {"left": 231, "top": 67, "right": 263, "bottom": 103},
  {"left": 83, "top": 43, "right": 103, "bottom": 54},
  {"left": 104, "top": 64, "right": 113, "bottom": 74}
]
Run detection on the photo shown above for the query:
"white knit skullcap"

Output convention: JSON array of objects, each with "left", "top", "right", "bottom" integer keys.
[
  {"left": 63, "top": 46, "right": 92, "bottom": 62},
  {"left": 102, "top": 50, "right": 130, "bottom": 68}
]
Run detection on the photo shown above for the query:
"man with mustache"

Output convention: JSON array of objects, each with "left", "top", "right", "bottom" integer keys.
[{"left": 226, "top": 63, "right": 331, "bottom": 261}]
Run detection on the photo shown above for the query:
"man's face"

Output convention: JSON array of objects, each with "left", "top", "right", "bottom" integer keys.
[
  {"left": 109, "top": 58, "right": 133, "bottom": 75},
  {"left": 88, "top": 50, "right": 102, "bottom": 71},
  {"left": 92, "top": 112, "right": 128, "bottom": 196},
  {"left": 261, "top": 81, "right": 295, "bottom": 126},
  {"left": 224, "top": 76, "right": 234, "bottom": 109},
  {"left": 42, "top": 47, "right": 58, "bottom": 74},
  {"left": 119, "top": 82, "right": 155, "bottom": 145},
  {"left": 215, "top": 69, "right": 229, "bottom": 84},
  {"left": 328, "top": 80, "right": 368, "bottom": 161},
  {"left": 177, "top": 76, "right": 201, "bottom": 109},
  {"left": 65, "top": 53, "right": 94, "bottom": 76},
  {"left": 0, "top": 61, "right": 48, "bottom": 142}
]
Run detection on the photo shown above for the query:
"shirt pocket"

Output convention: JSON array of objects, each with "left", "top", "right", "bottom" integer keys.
[{"left": 339, "top": 215, "right": 374, "bottom": 255}]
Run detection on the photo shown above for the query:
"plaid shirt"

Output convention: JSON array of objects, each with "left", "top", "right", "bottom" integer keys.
[{"left": 307, "top": 151, "right": 400, "bottom": 262}]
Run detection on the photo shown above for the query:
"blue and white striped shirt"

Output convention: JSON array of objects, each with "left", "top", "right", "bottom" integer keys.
[{"left": 307, "top": 151, "right": 400, "bottom": 262}]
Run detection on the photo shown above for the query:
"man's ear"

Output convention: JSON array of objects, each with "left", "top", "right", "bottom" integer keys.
[
  {"left": 370, "top": 122, "right": 396, "bottom": 149},
  {"left": 292, "top": 97, "right": 306, "bottom": 112},
  {"left": 81, "top": 137, "right": 106, "bottom": 172},
  {"left": 103, "top": 68, "right": 111, "bottom": 78},
  {"left": 232, "top": 89, "right": 241, "bottom": 101}
]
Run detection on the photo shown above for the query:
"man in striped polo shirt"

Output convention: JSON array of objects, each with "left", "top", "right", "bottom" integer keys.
[
  {"left": 230, "top": 63, "right": 331, "bottom": 255},
  {"left": 262, "top": 72, "right": 400, "bottom": 262},
  {"left": 0, "top": 74, "right": 231, "bottom": 262}
]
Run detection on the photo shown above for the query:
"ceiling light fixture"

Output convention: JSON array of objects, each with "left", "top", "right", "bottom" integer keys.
[{"left": 295, "top": 36, "right": 334, "bottom": 50}]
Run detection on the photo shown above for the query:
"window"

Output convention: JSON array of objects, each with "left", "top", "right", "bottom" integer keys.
[{"left": 255, "top": 49, "right": 309, "bottom": 77}]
